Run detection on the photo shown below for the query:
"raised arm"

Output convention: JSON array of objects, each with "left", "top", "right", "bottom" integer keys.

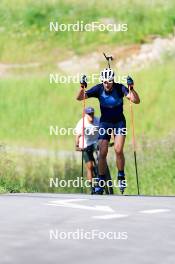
[
  {"left": 76, "top": 87, "right": 88, "bottom": 101},
  {"left": 76, "top": 75, "right": 88, "bottom": 101},
  {"left": 126, "top": 89, "right": 140, "bottom": 104},
  {"left": 126, "top": 76, "right": 140, "bottom": 104}
]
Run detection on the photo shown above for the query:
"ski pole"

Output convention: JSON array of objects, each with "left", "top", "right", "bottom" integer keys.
[
  {"left": 81, "top": 90, "right": 86, "bottom": 193},
  {"left": 80, "top": 75, "right": 87, "bottom": 193},
  {"left": 128, "top": 80, "right": 140, "bottom": 195},
  {"left": 103, "top": 53, "right": 113, "bottom": 68}
]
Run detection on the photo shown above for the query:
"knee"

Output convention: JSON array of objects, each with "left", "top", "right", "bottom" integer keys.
[
  {"left": 114, "top": 146, "right": 123, "bottom": 156},
  {"left": 98, "top": 140, "right": 108, "bottom": 160},
  {"left": 86, "top": 162, "right": 93, "bottom": 171}
]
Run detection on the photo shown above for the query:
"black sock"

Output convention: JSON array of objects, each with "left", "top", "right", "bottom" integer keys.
[
  {"left": 99, "top": 174, "right": 105, "bottom": 180},
  {"left": 118, "top": 171, "right": 125, "bottom": 177}
]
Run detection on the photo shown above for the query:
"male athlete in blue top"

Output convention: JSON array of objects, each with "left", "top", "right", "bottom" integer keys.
[{"left": 76, "top": 68, "right": 140, "bottom": 194}]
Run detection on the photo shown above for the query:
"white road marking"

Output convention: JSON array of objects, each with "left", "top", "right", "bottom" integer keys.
[
  {"left": 46, "top": 199, "right": 115, "bottom": 213},
  {"left": 46, "top": 199, "right": 172, "bottom": 218},
  {"left": 140, "top": 209, "right": 171, "bottom": 214},
  {"left": 51, "top": 199, "right": 86, "bottom": 203},
  {"left": 92, "top": 214, "right": 128, "bottom": 220}
]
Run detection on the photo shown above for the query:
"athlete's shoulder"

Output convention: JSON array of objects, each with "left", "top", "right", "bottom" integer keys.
[
  {"left": 92, "top": 83, "right": 103, "bottom": 90},
  {"left": 114, "top": 82, "right": 123, "bottom": 88},
  {"left": 75, "top": 118, "right": 82, "bottom": 128},
  {"left": 96, "top": 83, "right": 103, "bottom": 87},
  {"left": 114, "top": 82, "right": 129, "bottom": 96},
  {"left": 86, "top": 83, "right": 103, "bottom": 98}
]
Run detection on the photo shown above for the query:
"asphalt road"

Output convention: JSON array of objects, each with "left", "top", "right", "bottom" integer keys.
[{"left": 0, "top": 193, "right": 175, "bottom": 264}]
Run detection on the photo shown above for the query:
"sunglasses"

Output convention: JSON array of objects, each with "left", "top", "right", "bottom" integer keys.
[{"left": 103, "top": 80, "right": 113, "bottom": 84}]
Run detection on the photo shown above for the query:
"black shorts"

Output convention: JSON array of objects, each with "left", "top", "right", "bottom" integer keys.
[
  {"left": 98, "top": 119, "right": 127, "bottom": 141},
  {"left": 83, "top": 144, "right": 96, "bottom": 163}
]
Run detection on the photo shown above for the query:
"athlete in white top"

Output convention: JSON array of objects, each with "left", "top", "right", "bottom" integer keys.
[{"left": 75, "top": 107, "right": 100, "bottom": 193}]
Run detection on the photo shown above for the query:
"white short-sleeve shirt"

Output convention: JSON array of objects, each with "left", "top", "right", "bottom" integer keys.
[{"left": 75, "top": 116, "right": 100, "bottom": 148}]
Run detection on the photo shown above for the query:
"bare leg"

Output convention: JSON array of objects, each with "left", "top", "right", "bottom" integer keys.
[
  {"left": 85, "top": 161, "right": 94, "bottom": 182},
  {"left": 114, "top": 135, "right": 125, "bottom": 171},
  {"left": 98, "top": 139, "right": 109, "bottom": 175}
]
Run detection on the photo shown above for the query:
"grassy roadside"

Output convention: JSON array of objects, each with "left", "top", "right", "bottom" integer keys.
[
  {"left": 0, "top": 139, "right": 175, "bottom": 195},
  {"left": 0, "top": 0, "right": 175, "bottom": 62},
  {"left": 0, "top": 56, "right": 175, "bottom": 149}
]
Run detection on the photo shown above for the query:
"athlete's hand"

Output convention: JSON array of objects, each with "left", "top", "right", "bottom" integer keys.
[
  {"left": 80, "top": 75, "right": 87, "bottom": 88},
  {"left": 75, "top": 146, "right": 82, "bottom": 151},
  {"left": 80, "top": 84, "right": 87, "bottom": 89},
  {"left": 127, "top": 76, "right": 134, "bottom": 90}
]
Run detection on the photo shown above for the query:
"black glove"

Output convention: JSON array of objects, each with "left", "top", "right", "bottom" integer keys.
[
  {"left": 80, "top": 75, "right": 87, "bottom": 88},
  {"left": 127, "top": 76, "right": 134, "bottom": 89}
]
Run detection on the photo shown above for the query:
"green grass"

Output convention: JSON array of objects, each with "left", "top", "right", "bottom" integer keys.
[
  {"left": 0, "top": 56, "right": 175, "bottom": 195},
  {"left": 0, "top": 0, "right": 175, "bottom": 62},
  {"left": 0, "top": 151, "right": 82, "bottom": 193},
  {"left": 0, "top": 140, "right": 175, "bottom": 195},
  {"left": 0, "top": 56, "right": 175, "bottom": 149},
  {"left": 0, "top": 0, "right": 175, "bottom": 195},
  {"left": 109, "top": 141, "right": 175, "bottom": 195}
]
